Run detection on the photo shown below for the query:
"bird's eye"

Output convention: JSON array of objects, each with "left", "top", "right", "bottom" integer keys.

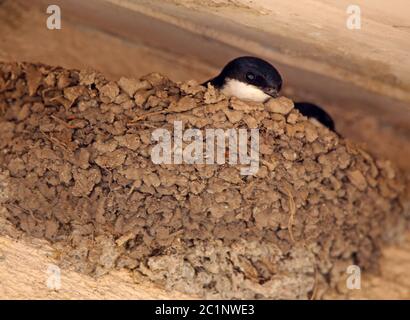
[{"left": 246, "top": 72, "right": 255, "bottom": 81}]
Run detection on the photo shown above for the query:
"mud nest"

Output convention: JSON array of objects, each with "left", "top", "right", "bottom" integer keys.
[{"left": 0, "top": 62, "right": 408, "bottom": 299}]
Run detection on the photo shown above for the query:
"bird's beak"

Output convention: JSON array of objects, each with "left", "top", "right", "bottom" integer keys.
[{"left": 263, "top": 87, "right": 280, "bottom": 98}]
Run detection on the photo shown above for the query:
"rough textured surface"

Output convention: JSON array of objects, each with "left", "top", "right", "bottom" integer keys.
[
  {"left": 1, "top": 231, "right": 409, "bottom": 300},
  {"left": 0, "top": 62, "right": 408, "bottom": 299}
]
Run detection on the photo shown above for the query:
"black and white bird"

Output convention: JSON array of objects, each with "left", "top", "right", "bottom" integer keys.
[
  {"left": 203, "top": 56, "right": 336, "bottom": 132},
  {"left": 202, "top": 56, "right": 282, "bottom": 103}
]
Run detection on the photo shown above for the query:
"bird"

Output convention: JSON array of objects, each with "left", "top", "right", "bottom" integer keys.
[
  {"left": 203, "top": 56, "right": 336, "bottom": 132},
  {"left": 202, "top": 56, "right": 283, "bottom": 103},
  {"left": 294, "top": 102, "right": 336, "bottom": 132}
]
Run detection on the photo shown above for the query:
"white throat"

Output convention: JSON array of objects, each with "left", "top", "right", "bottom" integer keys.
[{"left": 221, "top": 78, "right": 270, "bottom": 102}]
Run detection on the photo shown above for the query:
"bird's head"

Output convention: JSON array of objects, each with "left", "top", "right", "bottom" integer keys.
[{"left": 215, "top": 56, "right": 283, "bottom": 102}]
